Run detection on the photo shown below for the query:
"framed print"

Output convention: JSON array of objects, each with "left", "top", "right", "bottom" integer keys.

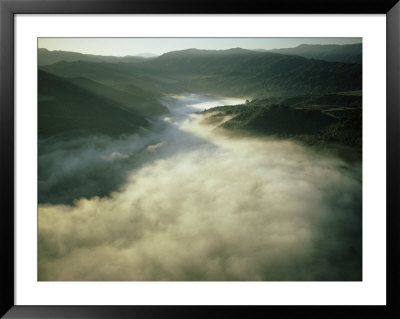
[{"left": 1, "top": 0, "right": 399, "bottom": 318}]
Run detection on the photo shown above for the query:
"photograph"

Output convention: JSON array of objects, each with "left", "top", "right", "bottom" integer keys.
[{"left": 37, "top": 37, "right": 363, "bottom": 282}]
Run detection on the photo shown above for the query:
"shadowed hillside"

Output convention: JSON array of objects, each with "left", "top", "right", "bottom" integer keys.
[
  {"left": 38, "top": 70, "right": 149, "bottom": 138},
  {"left": 68, "top": 77, "right": 169, "bottom": 116},
  {"left": 262, "top": 43, "right": 362, "bottom": 63}
]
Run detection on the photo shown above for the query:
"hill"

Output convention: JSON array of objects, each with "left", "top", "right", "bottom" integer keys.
[
  {"left": 38, "top": 70, "right": 149, "bottom": 138},
  {"left": 38, "top": 48, "right": 147, "bottom": 66},
  {"left": 263, "top": 43, "right": 362, "bottom": 64},
  {"left": 40, "top": 60, "right": 186, "bottom": 95},
  {"left": 202, "top": 92, "right": 362, "bottom": 150},
  {"left": 68, "top": 77, "right": 168, "bottom": 116}
]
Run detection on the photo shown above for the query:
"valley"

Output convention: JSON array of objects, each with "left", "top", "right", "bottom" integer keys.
[{"left": 37, "top": 41, "right": 363, "bottom": 281}]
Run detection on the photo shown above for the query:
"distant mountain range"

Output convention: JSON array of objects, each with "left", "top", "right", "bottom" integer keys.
[
  {"left": 256, "top": 43, "right": 362, "bottom": 64},
  {"left": 41, "top": 47, "right": 362, "bottom": 98},
  {"left": 38, "top": 48, "right": 155, "bottom": 66}
]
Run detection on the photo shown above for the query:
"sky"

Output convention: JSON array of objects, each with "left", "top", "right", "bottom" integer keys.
[{"left": 38, "top": 37, "right": 361, "bottom": 57}]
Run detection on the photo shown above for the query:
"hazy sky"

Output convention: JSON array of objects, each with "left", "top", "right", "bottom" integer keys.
[{"left": 38, "top": 38, "right": 361, "bottom": 57}]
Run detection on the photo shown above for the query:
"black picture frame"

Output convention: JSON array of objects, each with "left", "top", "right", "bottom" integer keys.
[{"left": 1, "top": 0, "right": 399, "bottom": 318}]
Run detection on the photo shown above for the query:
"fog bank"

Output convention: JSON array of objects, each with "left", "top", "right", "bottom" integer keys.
[{"left": 38, "top": 94, "right": 362, "bottom": 281}]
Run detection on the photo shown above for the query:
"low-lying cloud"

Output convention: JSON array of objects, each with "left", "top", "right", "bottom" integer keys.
[{"left": 38, "top": 95, "right": 362, "bottom": 281}]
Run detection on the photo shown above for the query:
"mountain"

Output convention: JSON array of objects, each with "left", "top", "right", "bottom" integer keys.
[
  {"left": 141, "top": 48, "right": 362, "bottom": 96},
  {"left": 38, "top": 70, "right": 149, "bottom": 138},
  {"left": 40, "top": 59, "right": 186, "bottom": 95},
  {"left": 259, "top": 43, "right": 362, "bottom": 64},
  {"left": 38, "top": 48, "right": 148, "bottom": 66},
  {"left": 202, "top": 91, "right": 362, "bottom": 149},
  {"left": 42, "top": 48, "right": 362, "bottom": 98},
  {"left": 67, "top": 77, "right": 169, "bottom": 116},
  {"left": 206, "top": 91, "right": 362, "bottom": 112},
  {"left": 261, "top": 91, "right": 362, "bottom": 109}
]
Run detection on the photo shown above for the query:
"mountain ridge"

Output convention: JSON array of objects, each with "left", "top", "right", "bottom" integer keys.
[
  {"left": 258, "top": 43, "right": 362, "bottom": 63},
  {"left": 41, "top": 48, "right": 361, "bottom": 98},
  {"left": 38, "top": 70, "right": 150, "bottom": 138},
  {"left": 38, "top": 48, "right": 151, "bottom": 66}
]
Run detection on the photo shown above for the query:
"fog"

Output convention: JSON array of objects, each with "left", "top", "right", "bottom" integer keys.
[{"left": 38, "top": 94, "right": 362, "bottom": 281}]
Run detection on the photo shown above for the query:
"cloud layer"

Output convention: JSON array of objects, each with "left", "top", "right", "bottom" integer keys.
[{"left": 38, "top": 95, "right": 362, "bottom": 281}]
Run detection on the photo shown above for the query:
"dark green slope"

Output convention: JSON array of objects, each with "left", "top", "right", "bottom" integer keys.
[
  {"left": 134, "top": 48, "right": 362, "bottom": 97},
  {"left": 41, "top": 60, "right": 139, "bottom": 84},
  {"left": 222, "top": 105, "right": 334, "bottom": 135},
  {"left": 139, "top": 48, "right": 361, "bottom": 96},
  {"left": 38, "top": 70, "right": 149, "bottom": 138},
  {"left": 68, "top": 77, "right": 168, "bottom": 116},
  {"left": 40, "top": 60, "right": 184, "bottom": 95},
  {"left": 203, "top": 92, "right": 362, "bottom": 149},
  {"left": 261, "top": 59, "right": 362, "bottom": 95},
  {"left": 142, "top": 48, "right": 284, "bottom": 75},
  {"left": 246, "top": 91, "right": 362, "bottom": 109},
  {"left": 139, "top": 48, "right": 312, "bottom": 82},
  {"left": 266, "top": 43, "right": 362, "bottom": 64}
]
